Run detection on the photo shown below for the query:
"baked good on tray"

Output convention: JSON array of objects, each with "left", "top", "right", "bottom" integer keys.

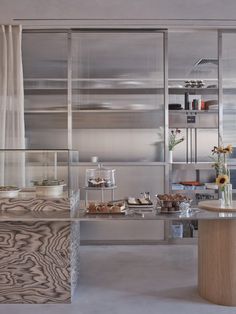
[
  {"left": 127, "top": 197, "right": 153, "bottom": 206},
  {"left": 87, "top": 201, "right": 125, "bottom": 214},
  {"left": 156, "top": 193, "right": 191, "bottom": 213},
  {"left": 87, "top": 177, "right": 113, "bottom": 188}
]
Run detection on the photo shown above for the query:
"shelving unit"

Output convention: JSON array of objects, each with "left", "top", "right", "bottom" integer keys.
[{"left": 166, "top": 30, "right": 221, "bottom": 240}]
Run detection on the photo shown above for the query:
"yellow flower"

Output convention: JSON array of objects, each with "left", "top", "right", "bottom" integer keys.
[
  {"left": 216, "top": 174, "right": 229, "bottom": 187},
  {"left": 224, "top": 145, "right": 233, "bottom": 154},
  {"left": 217, "top": 147, "right": 225, "bottom": 153}
]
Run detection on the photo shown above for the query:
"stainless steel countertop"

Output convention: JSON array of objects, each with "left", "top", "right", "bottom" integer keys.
[
  {"left": 78, "top": 207, "right": 236, "bottom": 221},
  {"left": 1, "top": 199, "right": 236, "bottom": 221}
]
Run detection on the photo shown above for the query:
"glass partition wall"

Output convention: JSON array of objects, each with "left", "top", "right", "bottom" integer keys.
[
  {"left": 21, "top": 29, "right": 223, "bottom": 205},
  {"left": 71, "top": 30, "right": 167, "bottom": 201},
  {"left": 22, "top": 29, "right": 167, "bottom": 203},
  {"left": 221, "top": 31, "right": 236, "bottom": 196},
  {"left": 22, "top": 28, "right": 236, "bottom": 240},
  {"left": 71, "top": 31, "right": 165, "bottom": 162},
  {"left": 168, "top": 30, "right": 219, "bottom": 163},
  {"left": 22, "top": 32, "right": 69, "bottom": 149},
  {"left": 168, "top": 30, "right": 219, "bottom": 211}
]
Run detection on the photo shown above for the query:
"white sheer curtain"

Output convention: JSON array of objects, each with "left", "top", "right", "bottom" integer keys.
[{"left": 0, "top": 25, "right": 25, "bottom": 187}]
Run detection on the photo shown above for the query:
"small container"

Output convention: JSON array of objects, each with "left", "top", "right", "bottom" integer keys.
[
  {"left": 144, "top": 192, "right": 150, "bottom": 200},
  {"left": 198, "top": 99, "right": 202, "bottom": 110},
  {"left": 171, "top": 224, "right": 183, "bottom": 238},
  {"left": 91, "top": 156, "right": 98, "bottom": 163},
  {"left": 201, "top": 101, "right": 205, "bottom": 110},
  {"left": 192, "top": 99, "right": 198, "bottom": 110},
  {"left": 86, "top": 164, "right": 116, "bottom": 188}
]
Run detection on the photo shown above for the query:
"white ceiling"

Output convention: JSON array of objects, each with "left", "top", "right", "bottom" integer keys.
[{"left": 1, "top": 0, "right": 236, "bottom": 26}]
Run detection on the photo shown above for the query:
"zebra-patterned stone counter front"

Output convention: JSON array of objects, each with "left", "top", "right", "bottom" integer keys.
[
  {"left": 0, "top": 193, "right": 80, "bottom": 303},
  {"left": 0, "top": 220, "right": 80, "bottom": 303},
  {"left": 0, "top": 196, "right": 69, "bottom": 212},
  {"left": 71, "top": 221, "right": 80, "bottom": 299}
]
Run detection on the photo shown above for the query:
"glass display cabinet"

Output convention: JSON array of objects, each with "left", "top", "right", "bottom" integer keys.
[
  {"left": 0, "top": 149, "right": 79, "bottom": 199},
  {"left": 0, "top": 149, "right": 80, "bottom": 304}
]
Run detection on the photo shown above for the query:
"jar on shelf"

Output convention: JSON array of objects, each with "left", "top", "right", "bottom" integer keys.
[{"left": 85, "top": 164, "right": 116, "bottom": 188}]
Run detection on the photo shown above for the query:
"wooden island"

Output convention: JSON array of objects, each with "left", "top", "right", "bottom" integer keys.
[{"left": 198, "top": 200, "right": 236, "bottom": 306}]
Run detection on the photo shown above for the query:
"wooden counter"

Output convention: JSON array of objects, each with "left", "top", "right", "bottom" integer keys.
[{"left": 198, "top": 200, "right": 236, "bottom": 306}]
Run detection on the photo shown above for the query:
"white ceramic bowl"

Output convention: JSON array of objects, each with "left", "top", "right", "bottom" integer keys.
[
  {"left": 35, "top": 185, "right": 65, "bottom": 197},
  {"left": 0, "top": 189, "right": 20, "bottom": 198}
]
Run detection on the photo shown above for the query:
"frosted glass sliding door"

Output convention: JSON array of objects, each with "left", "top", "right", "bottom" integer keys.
[{"left": 71, "top": 30, "right": 165, "bottom": 162}]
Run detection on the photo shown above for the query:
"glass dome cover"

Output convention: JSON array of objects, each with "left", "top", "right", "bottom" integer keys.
[{"left": 85, "top": 164, "right": 116, "bottom": 188}]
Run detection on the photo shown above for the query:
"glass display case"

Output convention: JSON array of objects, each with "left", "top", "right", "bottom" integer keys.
[
  {"left": 84, "top": 164, "right": 117, "bottom": 207},
  {"left": 0, "top": 149, "right": 79, "bottom": 198}
]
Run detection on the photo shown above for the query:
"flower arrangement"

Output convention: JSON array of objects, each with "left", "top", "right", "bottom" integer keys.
[
  {"left": 210, "top": 144, "right": 233, "bottom": 187},
  {"left": 210, "top": 144, "right": 233, "bottom": 206},
  {"left": 169, "top": 129, "right": 184, "bottom": 151}
]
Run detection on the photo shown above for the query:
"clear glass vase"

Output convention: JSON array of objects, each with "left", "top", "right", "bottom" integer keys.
[
  {"left": 169, "top": 150, "right": 173, "bottom": 163},
  {"left": 222, "top": 183, "right": 232, "bottom": 207}
]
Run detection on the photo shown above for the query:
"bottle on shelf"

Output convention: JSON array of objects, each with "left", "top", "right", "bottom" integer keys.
[{"left": 184, "top": 92, "right": 190, "bottom": 110}]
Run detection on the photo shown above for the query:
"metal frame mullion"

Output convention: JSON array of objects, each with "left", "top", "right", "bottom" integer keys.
[
  {"left": 67, "top": 30, "right": 72, "bottom": 150},
  {"left": 218, "top": 30, "right": 223, "bottom": 145},
  {"left": 163, "top": 30, "right": 169, "bottom": 193},
  {"left": 163, "top": 30, "right": 170, "bottom": 243}
]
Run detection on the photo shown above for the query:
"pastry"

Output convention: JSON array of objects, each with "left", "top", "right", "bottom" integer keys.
[{"left": 87, "top": 201, "right": 125, "bottom": 214}]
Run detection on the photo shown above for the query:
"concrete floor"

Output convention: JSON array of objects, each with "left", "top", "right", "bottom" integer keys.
[{"left": 1, "top": 245, "right": 236, "bottom": 314}]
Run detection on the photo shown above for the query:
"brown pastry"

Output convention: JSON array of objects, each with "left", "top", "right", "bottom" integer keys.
[
  {"left": 88, "top": 202, "right": 97, "bottom": 213},
  {"left": 110, "top": 205, "right": 121, "bottom": 213}
]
